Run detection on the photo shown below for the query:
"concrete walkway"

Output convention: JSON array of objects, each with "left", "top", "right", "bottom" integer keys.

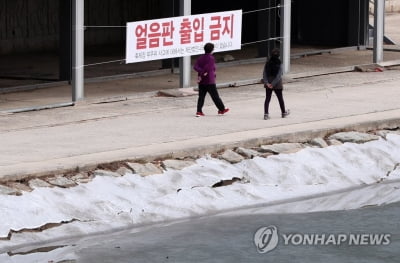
[{"left": 1, "top": 49, "right": 400, "bottom": 181}]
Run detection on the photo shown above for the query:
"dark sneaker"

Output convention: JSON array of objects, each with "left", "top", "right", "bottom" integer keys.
[
  {"left": 282, "top": 109, "right": 290, "bottom": 118},
  {"left": 218, "top": 108, "right": 230, "bottom": 115},
  {"left": 264, "top": 114, "right": 269, "bottom": 120},
  {"left": 196, "top": 112, "right": 205, "bottom": 117}
]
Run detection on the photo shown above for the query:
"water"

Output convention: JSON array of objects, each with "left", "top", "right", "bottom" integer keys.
[{"left": 2, "top": 186, "right": 400, "bottom": 263}]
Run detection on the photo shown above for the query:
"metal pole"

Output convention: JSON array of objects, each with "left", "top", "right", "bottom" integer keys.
[
  {"left": 179, "top": 0, "right": 191, "bottom": 88},
  {"left": 72, "top": 0, "right": 84, "bottom": 101},
  {"left": 280, "top": 0, "right": 291, "bottom": 74},
  {"left": 373, "top": 0, "right": 384, "bottom": 63}
]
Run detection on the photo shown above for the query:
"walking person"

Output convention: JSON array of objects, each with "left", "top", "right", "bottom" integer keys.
[
  {"left": 262, "top": 48, "right": 290, "bottom": 120},
  {"left": 194, "top": 42, "right": 229, "bottom": 117}
]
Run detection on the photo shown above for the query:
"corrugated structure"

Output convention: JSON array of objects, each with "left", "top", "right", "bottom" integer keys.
[{"left": 0, "top": 0, "right": 387, "bottom": 102}]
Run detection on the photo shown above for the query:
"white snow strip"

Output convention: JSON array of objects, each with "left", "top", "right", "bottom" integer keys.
[{"left": 1, "top": 134, "right": 400, "bottom": 250}]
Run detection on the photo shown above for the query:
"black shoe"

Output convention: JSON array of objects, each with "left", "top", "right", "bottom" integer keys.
[
  {"left": 264, "top": 114, "right": 269, "bottom": 120},
  {"left": 282, "top": 109, "right": 290, "bottom": 118}
]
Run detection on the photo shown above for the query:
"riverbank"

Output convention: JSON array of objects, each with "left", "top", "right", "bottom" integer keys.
[
  {"left": 1, "top": 47, "right": 400, "bottom": 253},
  {"left": 1, "top": 128, "right": 400, "bottom": 252}
]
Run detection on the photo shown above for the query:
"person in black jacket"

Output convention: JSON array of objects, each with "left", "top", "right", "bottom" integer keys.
[{"left": 262, "top": 48, "right": 290, "bottom": 120}]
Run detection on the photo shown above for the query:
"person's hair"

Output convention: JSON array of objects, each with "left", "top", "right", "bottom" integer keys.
[
  {"left": 271, "top": 48, "right": 280, "bottom": 58},
  {"left": 265, "top": 48, "right": 281, "bottom": 76},
  {"left": 204, "top": 43, "right": 214, "bottom": 54}
]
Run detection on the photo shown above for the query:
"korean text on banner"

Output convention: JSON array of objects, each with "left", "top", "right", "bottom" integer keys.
[{"left": 126, "top": 10, "right": 242, "bottom": 64}]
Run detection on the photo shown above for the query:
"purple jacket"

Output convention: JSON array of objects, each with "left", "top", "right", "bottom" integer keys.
[{"left": 193, "top": 53, "right": 216, "bottom": 84}]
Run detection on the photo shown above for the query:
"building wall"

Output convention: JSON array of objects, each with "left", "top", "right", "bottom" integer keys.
[
  {"left": 0, "top": 0, "right": 59, "bottom": 54},
  {"left": 0, "top": 0, "right": 264, "bottom": 55},
  {"left": 0, "top": 0, "right": 162, "bottom": 55},
  {"left": 292, "top": 0, "right": 369, "bottom": 46},
  {"left": 0, "top": 0, "right": 373, "bottom": 55}
]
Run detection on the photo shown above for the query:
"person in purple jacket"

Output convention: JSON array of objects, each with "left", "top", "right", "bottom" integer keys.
[{"left": 193, "top": 42, "right": 229, "bottom": 117}]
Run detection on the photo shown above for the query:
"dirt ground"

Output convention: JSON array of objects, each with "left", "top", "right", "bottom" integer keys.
[{"left": 385, "top": 12, "right": 400, "bottom": 43}]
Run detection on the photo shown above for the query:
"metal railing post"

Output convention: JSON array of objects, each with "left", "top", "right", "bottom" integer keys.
[
  {"left": 72, "top": 0, "right": 84, "bottom": 101},
  {"left": 373, "top": 0, "right": 384, "bottom": 63},
  {"left": 179, "top": 0, "right": 191, "bottom": 88},
  {"left": 280, "top": 0, "right": 291, "bottom": 74}
]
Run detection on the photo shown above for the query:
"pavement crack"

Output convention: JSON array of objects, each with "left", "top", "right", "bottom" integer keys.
[
  {"left": 177, "top": 177, "right": 249, "bottom": 192},
  {"left": 0, "top": 219, "right": 80, "bottom": 241},
  {"left": 7, "top": 245, "right": 68, "bottom": 256},
  {"left": 386, "top": 163, "right": 400, "bottom": 177},
  {"left": 212, "top": 177, "right": 242, "bottom": 188}
]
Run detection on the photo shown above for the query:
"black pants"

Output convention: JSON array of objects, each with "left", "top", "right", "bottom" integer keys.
[
  {"left": 264, "top": 88, "right": 286, "bottom": 114},
  {"left": 197, "top": 84, "right": 225, "bottom": 112}
]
